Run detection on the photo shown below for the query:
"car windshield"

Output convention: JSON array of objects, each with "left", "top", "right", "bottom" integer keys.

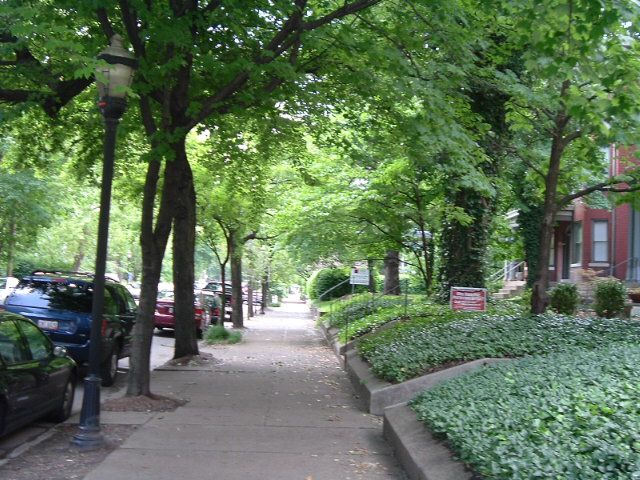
[
  {"left": 6, "top": 280, "right": 93, "bottom": 313},
  {"left": 0, "top": 278, "right": 6, "bottom": 289}
]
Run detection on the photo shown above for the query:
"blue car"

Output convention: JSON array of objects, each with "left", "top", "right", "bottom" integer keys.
[
  {"left": 0, "top": 311, "right": 77, "bottom": 437},
  {"left": 3, "top": 271, "right": 137, "bottom": 386}
]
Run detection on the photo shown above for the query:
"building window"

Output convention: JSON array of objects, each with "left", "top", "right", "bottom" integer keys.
[
  {"left": 572, "top": 222, "right": 582, "bottom": 264},
  {"left": 549, "top": 234, "right": 555, "bottom": 267},
  {"left": 592, "top": 220, "right": 609, "bottom": 262}
]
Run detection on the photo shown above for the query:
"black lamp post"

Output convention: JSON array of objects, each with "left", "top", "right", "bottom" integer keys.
[{"left": 72, "top": 34, "right": 137, "bottom": 449}]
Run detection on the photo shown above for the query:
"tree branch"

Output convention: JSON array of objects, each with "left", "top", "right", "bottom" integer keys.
[
  {"left": 559, "top": 173, "right": 640, "bottom": 205},
  {"left": 96, "top": 7, "right": 116, "bottom": 40},
  {"left": 302, "top": 0, "right": 380, "bottom": 30},
  {"left": 189, "top": 0, "right": 378, "bottom": 128}
]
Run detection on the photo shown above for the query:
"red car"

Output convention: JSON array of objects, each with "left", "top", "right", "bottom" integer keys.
[{"left": 154, "top": 290, "right": 211, "bottom": 338}]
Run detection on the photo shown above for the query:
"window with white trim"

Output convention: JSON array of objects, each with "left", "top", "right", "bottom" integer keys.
[
  {"left": 572, "top": 222, "right": 582, "bottom": 264},
  {"left": 592, "top": 220, "right": 609, "bottom": 262}
]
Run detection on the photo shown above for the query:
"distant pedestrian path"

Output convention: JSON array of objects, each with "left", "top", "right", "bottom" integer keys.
[{"left": 85, "top": 298, "right": 406, "bottom": 480}]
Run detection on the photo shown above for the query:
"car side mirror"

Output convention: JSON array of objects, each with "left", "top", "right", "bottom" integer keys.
[{"left": 53, "top": 345, "right": 68, "bottom": 358}]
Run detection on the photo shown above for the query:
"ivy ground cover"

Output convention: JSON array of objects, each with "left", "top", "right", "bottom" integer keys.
[
  {"left": 411, "top": 345, "right": 640, "bottom": 479},
  {"left": 358, "top": 314, "right": 640, "bottom": 382},
  {"left": 324, "top": 294, "right": 526, "bottom": 345}
]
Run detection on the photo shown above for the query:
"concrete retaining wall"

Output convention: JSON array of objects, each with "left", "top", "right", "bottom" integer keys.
[
  {"left": 383, "top": 403, "right": 478, "bottom": 480},
  {"left": 346, "top": 350, "right": 510, "bottom": 415}
]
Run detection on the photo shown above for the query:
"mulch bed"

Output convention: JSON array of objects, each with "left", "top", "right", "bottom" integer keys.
[{"left": 102, "top": 393, "right": 187, "bottom": 412}]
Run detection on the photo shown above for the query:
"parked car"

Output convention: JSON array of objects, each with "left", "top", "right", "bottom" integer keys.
[
  {"left": 154, "top": 290, "right": 213, "bottom": 337},
  {"left": 0, "top": 276, "right": 19, "bottom": 303},
  {"left": 242, "top": 290, "right": 263, "bottom": 307},
  {"left": 2, "top": 271, "right": 137, "bottom": 386},
  {"left": 0, "top": 311, "right": 77, "bottom": 437}
]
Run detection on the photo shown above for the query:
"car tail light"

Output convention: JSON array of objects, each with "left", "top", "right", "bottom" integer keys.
[
  {"left": 195, "top": 307, "right": 203, "bottom": 320},
  {"left": 101, "top": 318, "right": 108, "bottom": 336}
]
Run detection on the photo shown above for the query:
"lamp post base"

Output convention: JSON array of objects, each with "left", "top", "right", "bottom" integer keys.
[{"left": 70, "top": 374, "right": 104, "bottom": 449}]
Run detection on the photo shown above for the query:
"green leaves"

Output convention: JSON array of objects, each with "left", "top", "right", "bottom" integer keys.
[
  {"left": 359, "top": 312, "right": 640, "bottom": 383},
  {"left": 411, "top": 344, "right": 640, "bottom": 479}
]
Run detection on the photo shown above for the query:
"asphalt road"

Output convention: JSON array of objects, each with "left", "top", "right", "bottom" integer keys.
[{"left": 0, "top": 331, "right": 177, "bottom": 461}]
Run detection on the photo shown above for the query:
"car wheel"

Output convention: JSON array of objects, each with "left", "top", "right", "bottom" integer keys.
[
  {"left": 100, "top": 346, "right": 119, "bottom": 387},
  {"left": 49, "top": 375, "right": 76, "bottom": 422}
]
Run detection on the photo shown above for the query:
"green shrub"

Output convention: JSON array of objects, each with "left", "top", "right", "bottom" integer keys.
[
  {"left": 359, "top": 313, "right": 640, "bottom": 382},
  {"left": 411, "top": 344, "right": 640, "bottom": 479},
  {"left": 593, "top": 277, "right": 627, "bottom": 318},
  {"left": 313, "top": 268, "right": 351, "bottom": 300},
  {"left": 549, "top": 283, "right": 579, "bottom": 314},
  {"left": 204, "top": 325, "right": 242, "bottom": 344},
  {"left": 306, "top": 269, "right": 322, "bottom": 299}
]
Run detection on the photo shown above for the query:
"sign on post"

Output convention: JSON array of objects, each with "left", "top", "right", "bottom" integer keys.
[
  {"left": 450, "top": 286, "right": 487, "bottom": 312},
  {"left": 350, "top": 268, "right": 370, "bottom": 285}
]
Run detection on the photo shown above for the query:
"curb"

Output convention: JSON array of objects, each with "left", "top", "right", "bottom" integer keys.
[
  {"left": 318, "top": 322, "right": 345, "bottom": 358},
  {"left": 345, "top": 351, "right": 510, "bottom": 415},
  {"left": 383, "top": 403, "right": 478, "bottom": 480}
]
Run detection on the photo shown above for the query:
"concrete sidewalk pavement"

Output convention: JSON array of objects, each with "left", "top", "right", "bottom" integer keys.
[{"left": 84, "top": 301, "right": 407, "bottom": 480}]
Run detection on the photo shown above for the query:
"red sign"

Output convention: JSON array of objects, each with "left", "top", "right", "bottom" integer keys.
[{"left": 450, "top": 287, "right": 487, "bottom": 312}]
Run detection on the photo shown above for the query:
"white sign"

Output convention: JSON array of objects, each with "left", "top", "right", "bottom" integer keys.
[{"left": 350, "top": 268, "right": 370, "bottom": 285}]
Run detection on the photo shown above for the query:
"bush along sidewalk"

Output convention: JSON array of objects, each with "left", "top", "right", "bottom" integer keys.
[
  {"left": 358, "top": 313, "right": 640, "bottom": 383},
  {"left": 410, "top": 344, "right": 640, "bottom": 480},
  {"left": 204, "top": 325, "right": 242, "bottom": 344}
]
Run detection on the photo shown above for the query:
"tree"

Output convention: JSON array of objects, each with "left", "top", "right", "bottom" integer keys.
[
  {"left": 0, "top": 171, "right": 55, "bottom": 274},
  {"left": 2, "top": 0, "right": 391, "bottom": 397},
  {"left": 496, "top": 0, "right": 640, "bottom": 313}
]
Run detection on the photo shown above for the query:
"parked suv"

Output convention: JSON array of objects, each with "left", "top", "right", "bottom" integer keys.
[{"left": 2, "top": 271, "right": 136, "bottom": 386}]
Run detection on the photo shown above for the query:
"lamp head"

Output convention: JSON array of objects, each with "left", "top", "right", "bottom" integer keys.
[{"left": 95, "top": 34, "right": 137, "bottom": 101}]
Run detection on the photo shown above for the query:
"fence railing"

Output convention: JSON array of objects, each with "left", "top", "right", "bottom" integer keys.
[
  {"left": 488, "top": 260, "right": 526, "bottom": 283},
  {"left": 320, "top": 280, "right": 410, "bottom": 345}
]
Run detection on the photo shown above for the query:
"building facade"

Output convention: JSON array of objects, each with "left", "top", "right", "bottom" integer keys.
[{"left": 548, "top": 145, "right": 639, "bottom": 285}]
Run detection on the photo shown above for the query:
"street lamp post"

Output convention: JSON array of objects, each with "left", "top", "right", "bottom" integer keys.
[{"left": 72, "top": 35, "right": 137, "bottom": 449}]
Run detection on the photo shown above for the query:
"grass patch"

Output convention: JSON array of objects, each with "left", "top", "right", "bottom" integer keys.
[
  {"left": 203, "top": 325, "right": 242, "bottom": 344},
  {"left": 359, "top": 313, "right": 640, "bottom": 382},
  {"left": 411, "top": 344, "right": 640, "bottom": 479}
]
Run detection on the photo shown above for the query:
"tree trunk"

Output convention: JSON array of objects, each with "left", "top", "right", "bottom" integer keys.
[
  {"left": 127, "top": 155, "right": 175, "bottom": 397},
  {"left": 367, "top": 258, "right": 376, "bottom": 293},
  {"left": 261, "top": 273, "right": 268, "bottom": 314},
  {"left": 247, "top": 282, "right": 254, "bottom": 318},
  {"left": 172, "top": 139, "right": 199, "bottom": 358},
  {"left": 230, "top": 239, "right": 244, "bottom": 328},
  {"left": 383, "top": 250, "right": 400, "bottom": 295},
  {"left": 6, "top": 218, "right": 16, "bottom": 277},
  {"left": 72, "top": 223, "right": 91, "bottom": 272},
  {"left": 531, "top": 137, "right": 564, "bottom": 314},
  {"left": 439, "top": 188, "right": 492, "bottom": 300},
  {"left": 219, "top": 265, "right": 228, "bottom": 325}
]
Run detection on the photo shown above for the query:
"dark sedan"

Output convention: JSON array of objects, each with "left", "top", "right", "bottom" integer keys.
[{"left": 0, "top": 312, "right": 77, "bottom": 437}]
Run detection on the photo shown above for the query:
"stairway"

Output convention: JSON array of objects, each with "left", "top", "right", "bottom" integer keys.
[{"left": 493, "top": 280, "right": 526, "bottom": 299}]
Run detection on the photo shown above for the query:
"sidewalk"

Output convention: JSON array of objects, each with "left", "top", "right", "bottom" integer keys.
[{"left": 84, "top": 301, "right": 406, "bottom": 480}]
